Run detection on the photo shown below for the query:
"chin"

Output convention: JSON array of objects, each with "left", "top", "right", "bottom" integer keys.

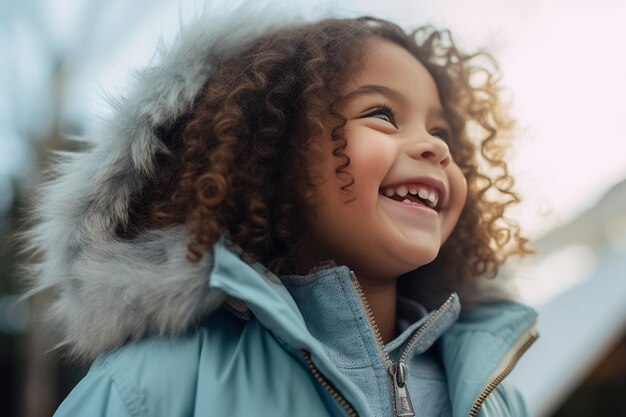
[{"left": 397, "top": 244, "right": 440, "bottom": 271}]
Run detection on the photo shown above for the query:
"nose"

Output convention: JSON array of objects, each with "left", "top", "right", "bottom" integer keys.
[{"left": 406, "top": 134, "right": 451, "bottom": 168}]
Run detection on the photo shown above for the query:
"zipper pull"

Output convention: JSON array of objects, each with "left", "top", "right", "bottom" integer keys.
[{"left": 388, "top": 362, "right": 415, "bottom": 417}]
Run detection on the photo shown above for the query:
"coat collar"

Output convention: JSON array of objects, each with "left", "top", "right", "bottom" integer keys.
[{"left": 209, "top": 235, "right": 371, "bottom": 415}]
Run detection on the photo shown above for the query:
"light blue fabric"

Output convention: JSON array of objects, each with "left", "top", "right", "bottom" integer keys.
[
  {"left": 281, "top": 267, "right": 458, "bottom": 417},
  {"left": 439, "top": 301, "right": 537, "bottom": 417},
  {"left": 53, "top": 235, "right": 537, "bottom": 417}
]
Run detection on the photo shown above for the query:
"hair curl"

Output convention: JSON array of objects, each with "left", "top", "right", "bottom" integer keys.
[{"left": 121, "top": 17, "right": 531, "bottom": 288}]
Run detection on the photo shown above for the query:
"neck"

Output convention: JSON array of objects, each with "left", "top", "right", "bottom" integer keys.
[{"left": 357, "top": 274, "right": 398, "bottom": 344}]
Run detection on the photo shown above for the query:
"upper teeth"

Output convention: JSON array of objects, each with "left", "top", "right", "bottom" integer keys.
[{"left": 382, "top": 184, "right": 439, "bottom": 208}]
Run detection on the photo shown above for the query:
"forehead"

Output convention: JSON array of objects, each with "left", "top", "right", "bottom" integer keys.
[{"left": 343, "top": 39, "right": 443, "bottom": 111}]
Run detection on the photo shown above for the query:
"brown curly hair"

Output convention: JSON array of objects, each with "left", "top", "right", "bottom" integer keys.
[{"left": 121, "top": 16, "right": 531, "bottom": 287}]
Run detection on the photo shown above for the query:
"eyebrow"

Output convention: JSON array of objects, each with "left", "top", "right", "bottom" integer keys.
[
  {"left": 343, "top": 84, "right": 404, "bottom": 102},
  {"left": 342, "top": 84, "right": 449, "bottom": 123}
]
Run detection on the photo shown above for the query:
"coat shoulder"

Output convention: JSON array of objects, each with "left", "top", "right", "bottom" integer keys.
[
  {"left": 74, "top": 309, "right": 247, "bottom": 417},
  {"left": 58, "top": 308, "right": 337, "bottom": 417},
  {"left": 100, "top": 309, "right": 244, "bottom": 381}
]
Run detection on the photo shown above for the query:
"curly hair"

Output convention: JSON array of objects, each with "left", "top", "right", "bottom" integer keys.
[{"left": 121, "top": 16, "right": 531, "bottom": 286}]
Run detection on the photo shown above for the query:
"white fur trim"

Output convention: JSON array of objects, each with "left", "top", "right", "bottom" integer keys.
[{"left": 24, "top": 2, "right": 339, "bottom": 361}]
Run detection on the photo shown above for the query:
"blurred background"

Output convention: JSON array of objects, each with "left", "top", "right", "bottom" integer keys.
[{"left": 1, "top": 0, "right": 625, "bottom": 416}]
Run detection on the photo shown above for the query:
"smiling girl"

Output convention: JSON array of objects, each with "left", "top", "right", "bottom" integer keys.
[{"left": 28, "top": 10, "right": 536, "bottom": 417}]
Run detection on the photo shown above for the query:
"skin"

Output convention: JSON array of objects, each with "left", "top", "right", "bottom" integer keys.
[{"left": 298, "top": 39, "right": 468, "bottom": 343}]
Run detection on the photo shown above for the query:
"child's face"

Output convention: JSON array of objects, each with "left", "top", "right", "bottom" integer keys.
[{"left": 300, "top": 39, "right": 468, "bottom": 283}]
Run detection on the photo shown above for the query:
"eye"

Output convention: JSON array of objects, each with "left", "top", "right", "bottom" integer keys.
[
  {"left": 361, "top": 104, "right": 397, "bottom": 127},
  {"left": 429, "top": 128, "right": 452, "bottom": 142}
]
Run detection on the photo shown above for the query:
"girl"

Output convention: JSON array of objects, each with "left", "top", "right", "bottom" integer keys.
[{"left": 27, "top": 7, "right": 537, "bottom": 417}]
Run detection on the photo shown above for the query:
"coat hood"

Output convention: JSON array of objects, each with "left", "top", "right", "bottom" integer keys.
[{"left": 24, "top": 2, "right": 520, "bottom": 362}]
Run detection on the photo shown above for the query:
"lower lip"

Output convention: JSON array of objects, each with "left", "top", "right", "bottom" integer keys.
[{"left": 379, "top": 194, "right": 439, "bottom": 219}]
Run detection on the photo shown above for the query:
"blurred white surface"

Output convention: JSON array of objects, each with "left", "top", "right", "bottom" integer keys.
[
  {"left": 511, "top": 251, "right": 626, "bottom": 417},
  {"left": 509, "top": 180, "right": 626, "bottom": 416}
]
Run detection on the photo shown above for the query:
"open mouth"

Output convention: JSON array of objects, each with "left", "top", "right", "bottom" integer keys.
[{"left": 379, "top": 183, "right": 441, "bottom": 211}]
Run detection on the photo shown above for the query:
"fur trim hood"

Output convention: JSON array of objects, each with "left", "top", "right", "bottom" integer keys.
[{"left": 25, "top": 2, "right": 517, "bottom": 362}]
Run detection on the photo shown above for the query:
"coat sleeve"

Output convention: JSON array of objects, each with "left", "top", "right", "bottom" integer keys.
[
  {"left": 476, "top": 380, "right": 530, "bottom": 417},
  {"left": 53, "top": 365, "right": 135, "bottom": 417}
]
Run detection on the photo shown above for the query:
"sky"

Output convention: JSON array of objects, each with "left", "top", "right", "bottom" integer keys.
[{"left": 3, "top": 0, "right": 626, "bottom": 235}]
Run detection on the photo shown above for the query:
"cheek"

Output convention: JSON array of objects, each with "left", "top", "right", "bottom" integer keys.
[
  {"left": 344, "top": 133, "right": 396, "bottom": 192},
  {"left": 453, "top": 169, "right": 468, "bottom": 207},
  {"left": 442, "top": 164, "right": 468, "bottom": 241}
]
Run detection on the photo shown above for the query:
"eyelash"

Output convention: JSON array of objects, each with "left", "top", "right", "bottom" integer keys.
[
  {"left": 362, "top": 104, "right": 452, "bottom": 141},
  {"left": 363, "top": 104, "right": 397, "bottom": 126},
  {"left": 429, "top": 128, "right": 452, "bottom": 142}
]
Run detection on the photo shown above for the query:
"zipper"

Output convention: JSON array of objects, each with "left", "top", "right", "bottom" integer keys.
[
  {"left": 349, "top": 271, "right": 456, "bottom": 417},
  {"left": 300, "top": 349, "right": 359, "bottom": 417},
  {"left": 467, "top": 324, "right": 539, "bottom": 417}
]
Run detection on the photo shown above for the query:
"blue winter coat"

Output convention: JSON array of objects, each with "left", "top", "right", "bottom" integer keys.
[{"left": 53, "top": 237, "right": 537, "bottom": 417}]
